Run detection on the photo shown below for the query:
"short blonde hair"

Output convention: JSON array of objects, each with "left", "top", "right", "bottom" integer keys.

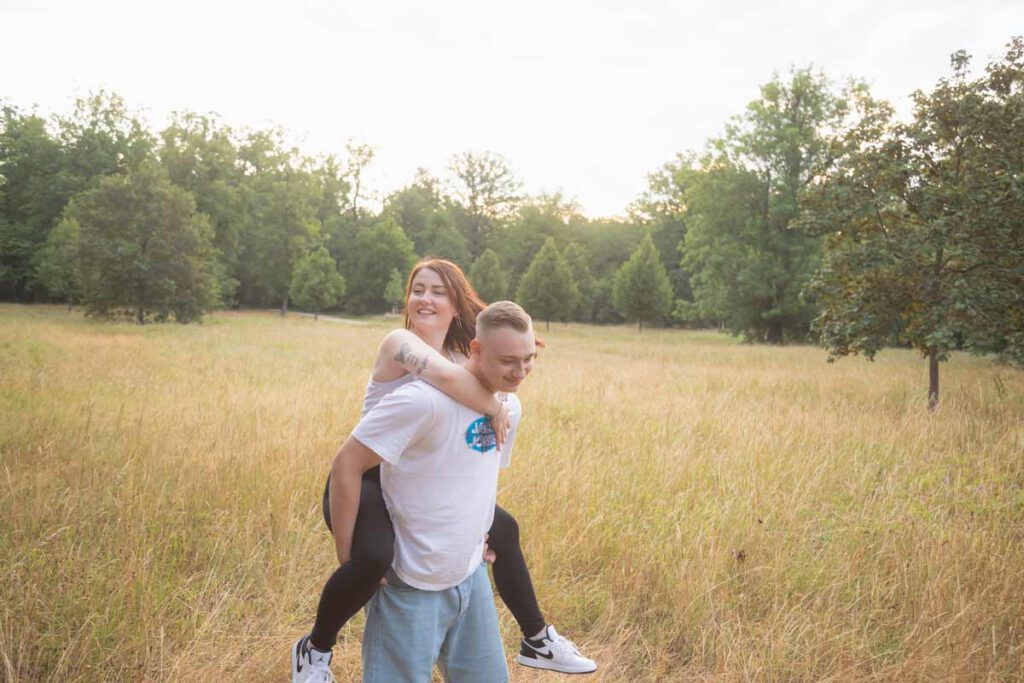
[{"left": 476, "top": 301, "right": 532, "bottom": 336}]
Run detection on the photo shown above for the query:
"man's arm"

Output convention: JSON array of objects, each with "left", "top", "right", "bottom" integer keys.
[{"left": 329, "top": 435, "right": 383, "bottom": 565}]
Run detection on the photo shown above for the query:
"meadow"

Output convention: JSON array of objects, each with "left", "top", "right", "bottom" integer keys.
[{"left": 1, "top": 304, "right": 1022, "bottom": 682}]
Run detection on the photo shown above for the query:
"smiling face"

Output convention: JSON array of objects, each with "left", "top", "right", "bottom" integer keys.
[
  {"left": 406, "top": 266, "right": 457, "bottom": 336},
  {"left": 470, "top": 324, "right": 537, "bottom": 393}
]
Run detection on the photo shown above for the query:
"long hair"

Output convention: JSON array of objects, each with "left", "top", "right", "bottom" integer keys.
[{"left": 403, "top": 258, "right": 486, "bottom": 357}]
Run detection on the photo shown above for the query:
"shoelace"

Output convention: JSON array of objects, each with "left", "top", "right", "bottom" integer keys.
[{"left": 549, "top": 634, "right": 583, "bottom": 657}]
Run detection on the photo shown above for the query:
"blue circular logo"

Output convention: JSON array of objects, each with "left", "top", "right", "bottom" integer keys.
[{"left": 465, "top": 417, "right": 497, "bottom": 453}]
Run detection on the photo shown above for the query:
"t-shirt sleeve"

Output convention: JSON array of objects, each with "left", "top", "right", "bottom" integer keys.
[
  {"left": 351, "top": 383, "right": 435, "bottom": 464},
  {"left": 499, "top": 395, "right": 522, "bottom": 469}
]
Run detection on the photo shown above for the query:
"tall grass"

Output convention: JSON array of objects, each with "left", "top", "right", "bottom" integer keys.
[{"left": 1, "top": 304, "right": 1022, "bottom": 681}]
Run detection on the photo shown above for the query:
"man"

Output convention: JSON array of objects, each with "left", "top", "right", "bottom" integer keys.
[{"left": 297, "top": 301, "right": 547, "bottom": 682}]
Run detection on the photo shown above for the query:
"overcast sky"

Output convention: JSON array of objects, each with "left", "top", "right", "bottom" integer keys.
[{"left": 3, "top": 0, "right": 1020, "bottom": 217}]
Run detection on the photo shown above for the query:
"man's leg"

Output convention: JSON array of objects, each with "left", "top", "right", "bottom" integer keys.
[
  {"left": 362, "top": 570, "right": 455, "bottom": 683},
  {"left": 437, "top": 564, "right": 509, "bottom": 683}
]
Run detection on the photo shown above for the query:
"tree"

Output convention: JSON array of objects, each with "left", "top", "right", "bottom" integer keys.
[
  {"left": 34, "top": 216, "right": 81, "bottom": 310},
  {"left": 57, "top": 162, "right": 217, "bottom": 323},
  {"left": 346, "top": 217, "right": 418, "bottom": 313},
  {"left": 0, "top": 105, "right": 65, "bottom": 301},
  {"left": 290, "top": 246, "right": 345, "bottom": 320},
  {"left": 420, "top": 211, "right": 470, "bottom": 267},
  {"left": 515, "top": 237, "right": 578, "bottom": 330},
  {"left": 384, "top": 268, "right": 406, "bottom": 314},
  {"left": 448, "top": 151, "right": 521, "bottom": 255},
  {"left": 344, "top": 140, "right": 375, "bottom": 220},
  {"left": 383, "top": 169, "right": 446, "bottom": 254},
  {"left": 804, "top": 40, "right": 1024, "bottom": 408},
  {"left": 158, "top": 112, "right": 247, "bottom": 305},
  {"left": 613, "top": 233, "right": 674, "bottom": 332},
  {"left": 468, "top": 248, "right": 508, "bottom": 303},
  {"left": 236, "top": 131, "right": 321, "bottom": 314},
  {"left": 563, "top": 243, "right": 596, "bottom": 321},
  {"left": 679, "top": 69, "right": 873, "bottom": 343}
]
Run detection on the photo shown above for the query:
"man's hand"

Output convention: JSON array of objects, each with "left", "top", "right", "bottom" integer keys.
[{"left": 483, "top": 533, "right": 497, "bottom": 564}]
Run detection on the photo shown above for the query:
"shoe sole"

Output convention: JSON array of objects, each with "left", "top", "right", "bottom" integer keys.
[{"left": 516, "top": 654, "right": 597, "bottom": 674}]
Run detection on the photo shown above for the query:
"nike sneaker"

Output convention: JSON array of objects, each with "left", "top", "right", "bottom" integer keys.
[
  {"left": 516, "top": 624, "right": 597, "bottom": 674},
  {"left": 291, "top": 634, "right": 335, "bottom": 683}
]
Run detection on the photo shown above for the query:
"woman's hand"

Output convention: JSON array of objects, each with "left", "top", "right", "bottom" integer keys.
[{"left": 488, "top": 400, "right": 510, "bottom": 451}]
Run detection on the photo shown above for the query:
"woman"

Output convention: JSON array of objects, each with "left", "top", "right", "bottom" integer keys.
[{"left": 292, "top": 259, "right": 596, "bottom": 682}]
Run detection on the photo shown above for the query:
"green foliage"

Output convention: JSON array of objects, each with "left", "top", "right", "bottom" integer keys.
[
  {"left": 679, "top": 69, "right": 868, "bottom": 343},
  {"left": 346, "top": 217, "right": 417, "bottom": 314},
  {"left": 236, "top": 130, "right": 322, "bottom": 313},
  {"left": 563, "top": 243, "right": 596, "bottom": 321},
  {"left": 290, "top": 247, "right": 345, "bottom": 319},
  {"left": 468, "top": 248, "right": 508, "bottom": 303},
  {"left": 448, "top": 151, "right": 521, "bottom": 255},
  {"left": 383, "top": 169, "right": 446, "bottom": 254},
  {"left": 613, "top": 233, "right": 673, "bottom": 331},
  {"left": 0, "top": 106, "right": 66, "bottom": 299},
  {"left": 57, "top": 162, "right": 216, "bottom": 323},
  {"left": 420, "top": 211, "right": 470, "bottom": 267},
  {"left": 383, "top": 268, "right": 406, "bottom": 312},
  {"left": 158, "top": 112, "right": 247, "bottom": 305},
  {"left": 804, "top": 39, "right": 1024, "bottom": 403},
  {"left": 515, "top": 237, "right": 578, "bottom": 329},
  {"left": 34, "top": 216, "right": 81, "bottom": 305}
]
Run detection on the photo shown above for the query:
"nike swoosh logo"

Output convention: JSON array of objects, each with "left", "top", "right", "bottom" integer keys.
[
  {"left": 525, "top": 642, "right": 554, "bottom": 660},
  {"left": 296, "top": 639, "right": 305, "bottom": 672}
]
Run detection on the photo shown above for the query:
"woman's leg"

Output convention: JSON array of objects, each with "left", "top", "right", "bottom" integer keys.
[
  {"left": 487, "top": 505, "right": 546, "bottom": 637},
  {"left": 309, "top": 469, "right": 394, "bottom": 651}
]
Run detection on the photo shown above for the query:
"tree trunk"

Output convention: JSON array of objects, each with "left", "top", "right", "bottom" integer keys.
[
  {"left": 638, "top": 318, "right": 643, "bottom": 334},
  {"left": 314, "top": 310, "right": 319, "bottom": 321},
  {"left": 545, "top": 319, "right": 550, "bottom": 331},
  {"left": 67, "top": 301, "right": 73, "bottom": 313},
  {"left": 766, "top": 322, "right": 784, "bottom": 345},
  {"left": 137, "top": 307, "right": 145, "bottom": 325},
  {"left": 928, "top": 345, "right": 939, "bottom": 410},
  {"left": 280, "top": 296, "right": 288, "bottom": 317}
]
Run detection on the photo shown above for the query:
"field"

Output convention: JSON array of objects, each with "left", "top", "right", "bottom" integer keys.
[{"left": 1, "top": 304, "right": 1022, "bottom": 682}]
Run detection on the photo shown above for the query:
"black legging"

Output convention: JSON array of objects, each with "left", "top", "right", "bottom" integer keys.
[{"left": 310, "top": 467, "right": 546, "bottom": 651}]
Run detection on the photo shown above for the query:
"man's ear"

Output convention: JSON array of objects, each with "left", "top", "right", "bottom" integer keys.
[{"left": 469, "top": 338, "right": 482, "bottom": 357}]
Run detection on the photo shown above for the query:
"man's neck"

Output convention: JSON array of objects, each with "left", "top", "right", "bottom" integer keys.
[{"left": 463, "top": 358, "right": 497, "bottom": 394}]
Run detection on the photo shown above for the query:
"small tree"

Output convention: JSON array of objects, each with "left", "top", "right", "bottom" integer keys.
[
  {"left": 613, "top": 233, "right": 673, "bottom": 332},
  {"left": 564, "top": 243, "right": 596, "bottom": 321},
  {"left": 34, "top": 217, "right": 81, "bottom": 311},
  {"left": 384, "top": 268, "right": 405, "bottom": 314},
  {"left": 515, "top": 237, "right": 578, "bottom": 330},
  {"left": 468, "top": 248, "right": 508, "bottom": 303},
  {"left": 290, "top": 247, "right": 346, "bottom": 321}
]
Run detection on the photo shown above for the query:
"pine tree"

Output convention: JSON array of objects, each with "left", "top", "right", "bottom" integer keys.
[
  {"left": 515, "top": 237, "right": 578, "bottom": 330},
  {"left": 613, "top": 233, "right": 673, "bottom": 332},
  {"left": 468, "top": 249, "right": 508, "bottom": 303},
  {"left": 563, "top": 243, "right": 596, "bottom": 321}
]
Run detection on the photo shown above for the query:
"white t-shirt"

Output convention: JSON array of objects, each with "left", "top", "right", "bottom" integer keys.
[{"left": 352, "top": 381, "right": 521, "bottom": 591}]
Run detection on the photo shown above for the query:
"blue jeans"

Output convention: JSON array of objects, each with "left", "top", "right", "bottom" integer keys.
[{"left": 362, "top": 563, "right": 508, "bottom": 682}]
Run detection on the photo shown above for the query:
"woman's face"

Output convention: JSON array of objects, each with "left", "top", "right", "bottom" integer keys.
[{"left": 407, "top": 267, "right": 457, "bottom": 335}]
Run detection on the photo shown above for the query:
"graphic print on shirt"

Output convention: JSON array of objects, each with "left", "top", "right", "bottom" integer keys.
[{"left": 464, "top": 416, "right": 497, "bottom": 453}]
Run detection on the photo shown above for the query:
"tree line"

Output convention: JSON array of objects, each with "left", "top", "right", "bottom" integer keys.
[{"left": 2, "top": 38, "right": 1022, "bottom": 402}]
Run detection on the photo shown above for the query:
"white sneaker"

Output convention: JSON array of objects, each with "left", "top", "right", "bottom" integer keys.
[
  {"left": 291, "top": 635, "right": 336, "bottom": 683},
  {"left": 516, "top": 625, "right": 597, "bottom": 674}
]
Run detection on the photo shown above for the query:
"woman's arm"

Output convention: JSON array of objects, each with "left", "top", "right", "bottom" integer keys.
[{"left": 377, "top": 329, "right": 509, "bottom": 446}]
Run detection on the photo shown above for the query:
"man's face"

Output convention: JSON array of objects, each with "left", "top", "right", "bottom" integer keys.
[{"left": 472, "top": 326, "right": 537, "bottom": 393}]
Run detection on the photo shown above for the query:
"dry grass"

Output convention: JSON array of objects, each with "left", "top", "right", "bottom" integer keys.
[{"left": 1, "top": 304, "right": 1022, "bottom": 682}]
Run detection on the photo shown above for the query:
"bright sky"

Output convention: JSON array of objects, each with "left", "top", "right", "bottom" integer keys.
[{"left": 2, "top": 0, "right": 1020, "bottom": 218}]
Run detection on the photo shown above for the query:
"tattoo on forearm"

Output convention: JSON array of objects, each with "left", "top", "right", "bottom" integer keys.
[{"left": 395, "top": 342, "right": 429, "bottom": 377}]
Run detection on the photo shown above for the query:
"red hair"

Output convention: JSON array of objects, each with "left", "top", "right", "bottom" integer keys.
[{"left": 403, "top": 259, "right": 486, "bottom": 357}]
